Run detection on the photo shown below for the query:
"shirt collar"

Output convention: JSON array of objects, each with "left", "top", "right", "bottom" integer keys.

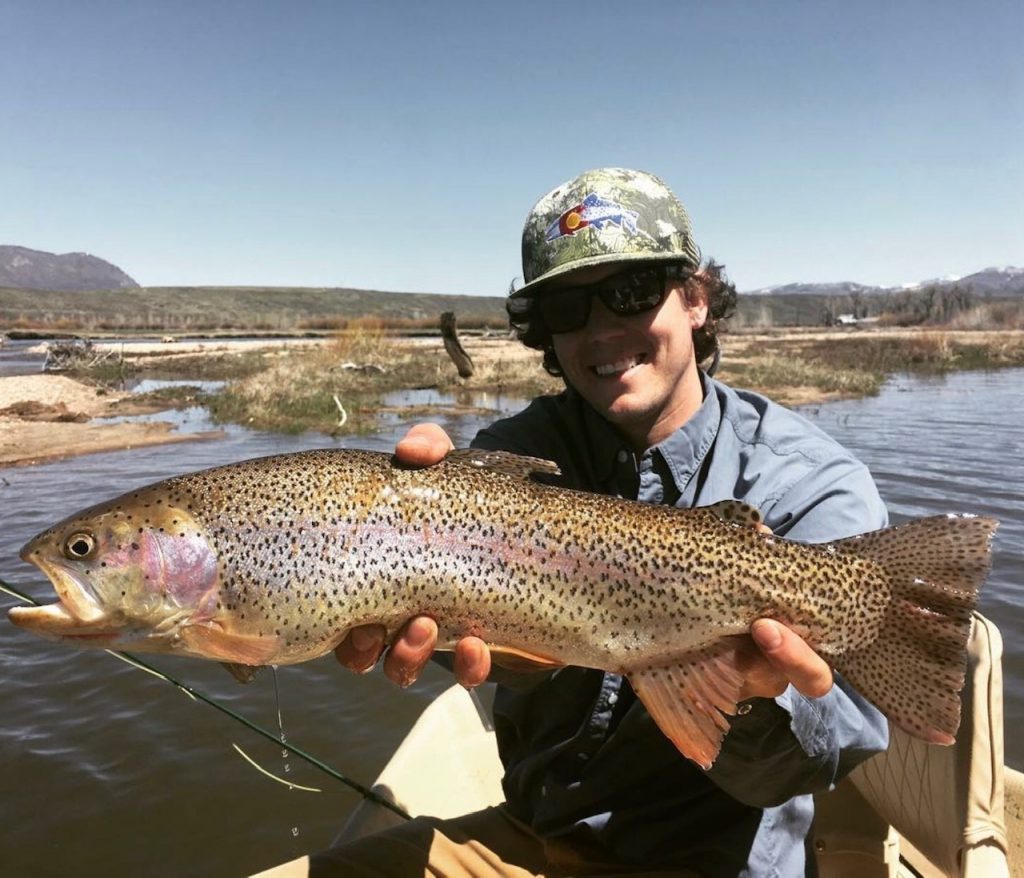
[{"left": 575, "top": 371, "right": 721, "bottom": 495}]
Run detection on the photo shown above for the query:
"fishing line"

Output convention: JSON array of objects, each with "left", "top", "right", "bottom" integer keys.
[{"left": 0, "top": 575, "right": 412, "bottom": 821}]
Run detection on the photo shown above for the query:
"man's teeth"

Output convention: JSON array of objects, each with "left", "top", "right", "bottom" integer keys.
[{"left": 594, "top": 356, "right": 642, "bottom": 376}]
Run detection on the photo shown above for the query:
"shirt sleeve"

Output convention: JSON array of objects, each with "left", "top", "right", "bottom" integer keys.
[
  {"left": 706, "top": 676, "right": 889, "bottom": 807},
  {"left": 706, "top": 457, "right": 891, "bottom": 806}
]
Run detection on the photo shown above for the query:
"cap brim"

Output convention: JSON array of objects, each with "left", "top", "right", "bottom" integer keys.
[{"left": 511, "top": 251, "right": 698, "bottom": 299}]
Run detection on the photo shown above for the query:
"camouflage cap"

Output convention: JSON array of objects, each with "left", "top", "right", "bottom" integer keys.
[{"left": 512, "top": 167, "right": 702, "bottom": 299}]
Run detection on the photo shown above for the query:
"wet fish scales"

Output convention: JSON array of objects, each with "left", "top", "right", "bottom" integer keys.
[{"left": 10, "top": 448, "right": 997, "bottom": 768}]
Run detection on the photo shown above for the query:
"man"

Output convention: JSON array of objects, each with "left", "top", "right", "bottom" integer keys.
[{"left": 326, "top": 168, "right": 889, "bottom": 876}]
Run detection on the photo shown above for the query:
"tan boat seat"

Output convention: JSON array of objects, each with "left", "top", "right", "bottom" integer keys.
[{"left": 815, "top": 612, "right": 1012, "bottom": 877}]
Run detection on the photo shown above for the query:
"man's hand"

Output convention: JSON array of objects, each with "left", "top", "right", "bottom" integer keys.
[
  {"left": 735, "top": 523, "right": 834, "bottom": 701},
  {"left": 333, "top": 424, "right": 493, "bottom": 689},
  {"left": 743, "top": 619, "right": 833, "bottom": 700}
]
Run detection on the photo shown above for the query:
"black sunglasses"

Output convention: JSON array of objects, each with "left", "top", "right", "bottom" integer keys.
[{"left": 537, "top": 266, "right": 676, "bottom": 334}]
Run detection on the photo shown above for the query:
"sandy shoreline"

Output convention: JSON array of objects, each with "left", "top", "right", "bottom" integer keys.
[{"left": 0, "top": 374, "right": 224, "bottom": 467}]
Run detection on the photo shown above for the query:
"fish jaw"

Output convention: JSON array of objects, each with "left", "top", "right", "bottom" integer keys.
[
  {"left": 17, "top": 539, "right": 108, "bottom": 626},
  {"left": 12, "top": 505, "right": 221, "bottom": 654},
  {"left": 11, "top": 540, "right": 151, "bottom": 646}
]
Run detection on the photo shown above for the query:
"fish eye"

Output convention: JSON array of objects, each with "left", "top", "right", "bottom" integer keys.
[{"left": 63, "top": 532, "right": 97, "bottom": 560}]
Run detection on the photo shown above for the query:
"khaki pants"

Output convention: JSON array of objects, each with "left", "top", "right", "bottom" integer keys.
[{"left": 259, "top": 806, "right": 697, "bottom": 878}]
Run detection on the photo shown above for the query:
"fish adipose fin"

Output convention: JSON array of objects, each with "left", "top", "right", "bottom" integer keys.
[
  {"left": 628, "top": 638, "right": 754, "bottom": 770},
  {"left": 444, "top": 449, "right": 561, "bottom": 480},
  {"left": 830, "top": 514, "right": 998, "bottom": 744}
]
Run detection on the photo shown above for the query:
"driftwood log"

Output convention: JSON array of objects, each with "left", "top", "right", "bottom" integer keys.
[
  {"left": 440, "top": 312, "right": 474, "bottom": 378},
  {"left": 43, "top": 338, "right": 115, "bottom": 373}
]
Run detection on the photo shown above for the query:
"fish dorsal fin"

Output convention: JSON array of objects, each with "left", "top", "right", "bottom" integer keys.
[
  {"left": 702, "top": 500, "right": 763, "bottom": 527},
  {"left": 445, "top": 449, "right": 561, "bottom": 480},
  {"left": 221, "top": 662, "right": 264, "bottom": 684},
  {"left": 628, "top": 637, "right": 757, "bottom": 769}
]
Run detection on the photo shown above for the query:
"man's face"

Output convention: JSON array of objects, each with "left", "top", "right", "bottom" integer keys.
[{"left": 548, "top": 264, "right": 708, "bottom": 451}]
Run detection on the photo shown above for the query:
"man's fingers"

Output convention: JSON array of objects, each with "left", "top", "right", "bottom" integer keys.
[
  {"left": 334, "top": 624, "right": 386, "bottom": 673},
  {"left": 751, "top": 619, "right": 833, "bottom": 699},
  {"left": 382, "top": 616, "right": 439, "bottom": 687},
  {"left": 452, "top": 637, "right": 491, "bottom": 689},
  {"left": 395, "top": 423, "right": 454, "bottom": 467}
]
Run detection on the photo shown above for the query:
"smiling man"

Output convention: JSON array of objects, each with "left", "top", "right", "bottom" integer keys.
[{"left": 322, "top": 168, "right": 890, "bottom": 877}]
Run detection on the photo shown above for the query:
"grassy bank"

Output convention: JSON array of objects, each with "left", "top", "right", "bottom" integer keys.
[
  {"left": 202, "top": 327, "right": 561, "bottom": 434},
  {"left": 202, "top": 328, "right": 1024, "bottom": 434},
  {"left": 717, "top": 329, "right": 1024, "bottom": 406},
  {"left": 54, "top": 327, "right": 1024, "bottom": 435}
]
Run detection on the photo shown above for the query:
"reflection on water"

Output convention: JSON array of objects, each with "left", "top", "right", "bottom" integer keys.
[
  {"left": 127, "top": 378, "right": 227, "bottom": 394},
  {"left": 1, "top": 370, "right": 1022, "bottom": 877}
]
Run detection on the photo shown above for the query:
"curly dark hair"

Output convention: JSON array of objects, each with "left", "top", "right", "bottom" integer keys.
[{"left": 507, "top": 260, "right": 738, "bottom": 377}]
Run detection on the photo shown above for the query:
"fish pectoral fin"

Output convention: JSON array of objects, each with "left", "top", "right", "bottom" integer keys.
[
  {"left": 444, "top": 449, "right": 561, "bottom": 480},
  {"left": 179, "top": 622, "right": 281, "bottom": 668},
  {"left": 489, "top": 645, "right": 565, "bottom": 671},
  {"left": 628, "top": 640, "right": 749, "bottom": 770},
  {"left": 221, "top": 662, "right": 265, "bottom": 684}
]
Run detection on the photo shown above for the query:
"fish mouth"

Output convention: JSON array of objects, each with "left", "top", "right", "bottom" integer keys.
[{"left": 10, "top": 543, "right": 117, "bottom": 639}]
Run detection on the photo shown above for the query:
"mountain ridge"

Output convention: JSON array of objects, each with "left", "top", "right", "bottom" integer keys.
[
  {"left": 3, "top": 243, "right": 1021, "bottom": 298},
  {"left": 0, "top": 245, "right": 139, "bottom": 292},
  {"left": 742, "top": 266, "right": 1024, "bottom": 296}
]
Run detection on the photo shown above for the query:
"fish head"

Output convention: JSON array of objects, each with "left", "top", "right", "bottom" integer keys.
[{"left": 10, "top": 491, "right": 220, "bottom": 654}]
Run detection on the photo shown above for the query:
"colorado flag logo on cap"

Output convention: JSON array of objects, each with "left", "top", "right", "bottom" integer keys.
[{"left": 546, "top": 193, "right": 640, "bottom": 242}]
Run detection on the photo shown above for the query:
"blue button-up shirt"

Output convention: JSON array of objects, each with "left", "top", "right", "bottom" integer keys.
[{"left": 471, "top": 374, "right": 890, "bottom": 876}]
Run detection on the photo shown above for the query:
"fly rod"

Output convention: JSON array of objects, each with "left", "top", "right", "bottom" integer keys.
[{"left": 0, "top": 575, "right": 412, "bottom": 821}]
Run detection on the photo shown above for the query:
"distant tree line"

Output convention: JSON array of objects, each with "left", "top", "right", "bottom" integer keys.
[
  {"left": 874, "top": 284, "right": 977, "bottom": 325},
  {"left": 735, "top": 283, "right": 1023, "bottom": 330}
]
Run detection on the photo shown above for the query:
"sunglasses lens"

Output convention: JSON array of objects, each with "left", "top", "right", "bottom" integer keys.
[
  {"left": 536, "top": 267, "right": 670, "bottom": 334},
  {"left": 600, "top": 269, "right": 665, "bottom": 315},
  {"left": 538, "top": 288, "right": 590, "bottom": 333}
]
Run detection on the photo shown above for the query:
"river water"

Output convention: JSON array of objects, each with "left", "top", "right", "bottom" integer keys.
[{"left": 0, "top": 370, "right": 1021, "bottom": 877}]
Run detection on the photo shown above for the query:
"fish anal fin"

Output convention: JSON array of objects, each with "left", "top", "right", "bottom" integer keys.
[
  {"left": 445, "top": 449, "right": 561, "bottom": 481},
  {"left": 221, "top": 662, "right": 265, "bottom": 684},
  {"left": 702, "top": 500, "right": 763, "bottom": 528},
  {"left": 180, "top": 622, "right": 281, "bottom": 668},
  {"left": 489, "top": 644, "right": 565, "bottom": 672},
  {"left": 628, "top": 639, "right": 750, "bottom": 770}
]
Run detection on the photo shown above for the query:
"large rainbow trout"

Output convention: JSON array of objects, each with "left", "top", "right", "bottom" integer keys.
[{"left": 11, "top": 448, "right": 997, "bottom": 767}]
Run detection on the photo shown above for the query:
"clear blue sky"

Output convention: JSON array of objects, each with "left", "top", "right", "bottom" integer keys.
[{"left": 2, "top": 0, "right": 1020, "bottom": 294}]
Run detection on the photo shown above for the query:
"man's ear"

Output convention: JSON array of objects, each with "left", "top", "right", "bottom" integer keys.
[{"left": 687, "top": 270, "right": 710, "bottom": 329}]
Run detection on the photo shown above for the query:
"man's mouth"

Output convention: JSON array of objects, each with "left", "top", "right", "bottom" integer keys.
[{"left": 593, "top": 354, "right": 646, "bottom": 377}]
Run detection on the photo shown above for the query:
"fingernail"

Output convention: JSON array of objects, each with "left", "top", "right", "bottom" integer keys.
[
  {"left": 405, "top": 621, "right": 431, "bottom": 649},
  {"left": 355, "top": 652, "right": 379, "bottom": 674},
  {"left": 351, "top": 626, "right": 382, "bottom": 652},
  {"left": 754, "top": 620, "right": 782, "bottom": 650}
]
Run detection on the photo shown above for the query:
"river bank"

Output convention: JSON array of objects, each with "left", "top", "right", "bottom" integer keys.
[{"left": 3, "top": 328, "right": 1023, "bottom": 467}]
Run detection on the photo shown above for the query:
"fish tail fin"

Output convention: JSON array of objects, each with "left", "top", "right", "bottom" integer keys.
[{"left": 831, "top": 514, "right": 998, "bottom": 744}]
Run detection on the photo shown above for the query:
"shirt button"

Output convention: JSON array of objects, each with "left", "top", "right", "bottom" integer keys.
[
  {"left": 616, "top": 449, "right": 629, "bottom": 463},
  {"left": 737, "top": 702, "right": 753, "bottom": 716}
]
